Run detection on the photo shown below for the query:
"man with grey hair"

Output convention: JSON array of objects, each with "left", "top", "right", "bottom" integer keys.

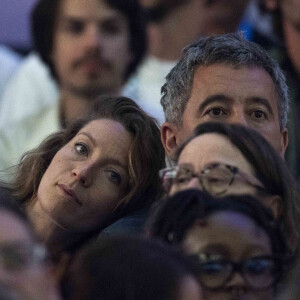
[{"left": 161, "top": 33, "right": 289, "bottom": 161}]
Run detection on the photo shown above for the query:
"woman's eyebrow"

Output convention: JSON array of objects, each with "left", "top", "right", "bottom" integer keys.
[{"left": 77, "top": 132, "right": 96, "bottom": 146}]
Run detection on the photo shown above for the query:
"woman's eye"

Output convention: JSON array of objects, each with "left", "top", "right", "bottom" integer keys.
[
  {"left": 108, "top": 171, "right": 122, "bottom": 185},
  {"left": 175, "top": 175, "right": 190, "bottom": 185},
  {"left": 75, "top": 143, "right": 88, "bottom": 156}
]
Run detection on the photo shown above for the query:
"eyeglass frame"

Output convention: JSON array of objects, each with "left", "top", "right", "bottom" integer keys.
[
  {"left": 159, "top": 162, "right": 269, "bottom": 196},
  {"left": 189, "top": 254, "right": 286, "bottom": 291}
]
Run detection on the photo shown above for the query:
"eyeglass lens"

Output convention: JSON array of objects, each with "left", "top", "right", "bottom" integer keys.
[
  {"left": 198, "top": 257, "right": 277, "bottom": 290},
  {"left": 163, "top": 164, "right": 235, "bottom": 195}
]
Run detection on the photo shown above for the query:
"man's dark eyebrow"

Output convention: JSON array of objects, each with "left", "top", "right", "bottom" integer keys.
[
  {"left": 198, "top": 94, "right": 233, "bottom": 113},
  {"left": 246, "top": 97, "right": 274, "bottom": 115},
  {"left": 62, "top": 14, "right": 120, "bottom": 24},
  {"left": 61, "top": 16, "right": 84, "bottom": 23}
]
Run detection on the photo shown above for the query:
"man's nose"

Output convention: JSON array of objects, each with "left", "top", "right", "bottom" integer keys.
[
  {"left": 230, "top": 110, "right": 247, "bottom": 126},
  {"left": 83, "top": 25, "right": 102, "bottom": 50}
]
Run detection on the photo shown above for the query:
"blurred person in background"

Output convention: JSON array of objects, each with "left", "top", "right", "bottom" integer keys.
[
  {"left": 123, "top": 0, "right": 251, "bottom": 124},
  {"left": 0, "top": 196, "right": 60, "bottom": 300},
  {"left": 61, "top": 235, "right": 202, "bottom": 300},
  {"left": 255, "top": 0, "right": 300, "bottom": 179},
  {"left": 0, "top": 45, "right": 21, "bottom": 98},
  {"left": 147, "top": 189, "right": 292, "bottom": 300},
  {"left": 0, "top": 0, "right": 146, "bottom": 175}
]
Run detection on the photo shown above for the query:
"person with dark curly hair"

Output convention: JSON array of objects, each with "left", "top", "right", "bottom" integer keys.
[
  {"left": 159, "top": 122, "right": 300, "bottom": 249},
  {"left": 147, "top": 189, "right": 292, "bottom": 300}
]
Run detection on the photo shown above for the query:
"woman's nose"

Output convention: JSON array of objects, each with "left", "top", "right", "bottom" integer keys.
[
  {"left": 186, "top": 177, "right": 202, "bottom": 190},
  {"left": 226, "top": 271, "right": 247, "bottom": 288},
  {"left": 72, "top": 164, "right": 93, "bottom": 187}
]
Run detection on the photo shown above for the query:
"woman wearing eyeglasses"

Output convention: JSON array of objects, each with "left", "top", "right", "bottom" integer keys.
[
  {"left": 159, "top": 122, "right": 300, "bottom": 249},
  {"left": 147, "top": 189, "right": 292, "bottom": 300}
]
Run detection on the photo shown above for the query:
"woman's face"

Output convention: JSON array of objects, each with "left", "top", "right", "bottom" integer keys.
[
  {"left": 36, "top": 119, "right": 133, "bottom": 231},
  {"left": 183, "top": 211, "right": 274, "bottom": 300},
  {"left": 172, "top": 133, "right": 258, "bottom": 195}
]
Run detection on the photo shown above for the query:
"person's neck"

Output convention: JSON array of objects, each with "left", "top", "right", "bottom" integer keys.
[
  {"left": 283, "top": 18, "right": 300, "bottom": 76},
  {"left": 147, "top": 0, "right": 202, "bottom": 61},
  {"left": 59, "top": 87, "right": 120, "bottom": 127}
]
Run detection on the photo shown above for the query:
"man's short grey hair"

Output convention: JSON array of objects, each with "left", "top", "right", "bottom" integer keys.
[{"left": 161, "top": 32, "right": 289, "bottom": 130}]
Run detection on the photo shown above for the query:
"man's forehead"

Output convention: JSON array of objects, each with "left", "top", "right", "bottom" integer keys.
[
  {"left": 58, "top": 0, "right": 125, "bottom": 20},
  {"left": 190, "top": 64, "right": 278, "bottom": 104}
]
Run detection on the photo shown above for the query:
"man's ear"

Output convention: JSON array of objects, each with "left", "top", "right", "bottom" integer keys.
[
  {"left": 161, "top": 122, "right": 180, "bottom": 160},
  {"left": 280, "top": 127, "right": 289, "bottom": 158}
]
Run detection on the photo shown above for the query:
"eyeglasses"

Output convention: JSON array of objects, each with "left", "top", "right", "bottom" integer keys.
[
  {"left": 191, "top": 254, "right": 283, "bottom": 290},
  {"left": 0, "top": 243, "right": 47, "bottom": 271},
  {"left": 159, "top": 163, "right": 266, "bottom": 196}
]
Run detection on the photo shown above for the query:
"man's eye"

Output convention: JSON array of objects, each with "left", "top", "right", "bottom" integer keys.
[
  {"left": 65, "top": 21, "right": 85, "bottom": 34},
  {"left": 75, "top": 143, "right": 88, "bottom": 156},
  {"left": 101, "top": 21, "right": 121, "bottom": 35},
  {"left": 207, "top": 108, "right": 227, "bottom": 117},
  {"left": 251, "top": 110, "right": 267, "bottom": 120}
]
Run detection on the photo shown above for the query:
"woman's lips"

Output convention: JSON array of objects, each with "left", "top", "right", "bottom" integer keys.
[{"left": 57, "top": 184, "right": 82, "bottom": 206}]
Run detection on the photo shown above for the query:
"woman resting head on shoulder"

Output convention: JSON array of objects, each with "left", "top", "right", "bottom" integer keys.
[
  {"left": 7, "top": 96, "right": 165, "bottom": 257},
  {"left": 147, "top": 189, "right": 292, "bottom": 300}
]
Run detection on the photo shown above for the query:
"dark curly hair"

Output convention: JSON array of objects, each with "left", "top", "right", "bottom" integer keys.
[{"left": 147, "top": 189, "right": 290, "bottom": 260}]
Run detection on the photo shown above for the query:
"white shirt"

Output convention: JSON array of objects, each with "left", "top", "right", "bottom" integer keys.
[
  {"left": 0, "top": 102, "right": 60, "bottom": 176},
  {"left": 0, "top": 45, "right": 21, "bottom": 98},
  {"left": 0, "top": 53, "right": 59, "bottom": 128},
  {"left": 123, "top": 55, "right": 176, "bottom": 125}
]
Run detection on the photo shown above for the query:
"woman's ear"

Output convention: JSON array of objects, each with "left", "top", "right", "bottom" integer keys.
[{"left": 267, "top": 194, "right": 283, "bottom": 219}]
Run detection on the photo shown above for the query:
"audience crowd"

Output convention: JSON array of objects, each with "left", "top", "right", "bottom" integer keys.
[{"left": 0, "top": 0, "right": 299, "bottom": 299}]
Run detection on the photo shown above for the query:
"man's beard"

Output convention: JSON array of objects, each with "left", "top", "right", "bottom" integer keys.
[{"left": 66, "top": 80, "right": 116, "bottom": 100}]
